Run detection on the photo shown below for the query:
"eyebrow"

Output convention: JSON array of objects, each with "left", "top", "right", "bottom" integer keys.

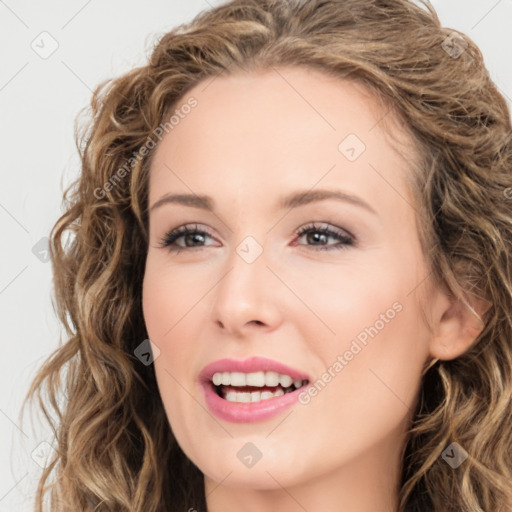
[{"left": 149, "top": 188, "right": 377, "bottom": 215}]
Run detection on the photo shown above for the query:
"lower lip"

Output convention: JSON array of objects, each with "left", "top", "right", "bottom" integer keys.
[{"left": 201, "top": 381, "right": 303, "bottom": 423}]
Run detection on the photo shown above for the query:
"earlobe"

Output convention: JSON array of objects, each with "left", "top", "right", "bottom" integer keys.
[{"left": 429, "top": 292, "right": 491, "bottom": 361}]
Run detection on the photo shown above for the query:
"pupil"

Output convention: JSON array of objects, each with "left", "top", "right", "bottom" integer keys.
[
  {"left": 309, "top": 232, "right": 326, "bottom": 244},
  {"left": 187, "top": 233, "right": 204, "bottom": 246}
]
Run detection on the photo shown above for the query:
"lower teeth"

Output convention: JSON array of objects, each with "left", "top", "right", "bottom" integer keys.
[{"left": 219, "top": 385, "right": 297, "bottom": 403}]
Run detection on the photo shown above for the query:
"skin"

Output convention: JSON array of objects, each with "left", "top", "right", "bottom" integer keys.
[{"left": 142, "top": 66, "right": 485, "bottom": 512}]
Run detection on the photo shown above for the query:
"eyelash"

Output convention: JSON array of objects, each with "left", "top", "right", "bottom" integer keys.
[{"left": 157, "top": 222, "right": 355, "bottom": 253}]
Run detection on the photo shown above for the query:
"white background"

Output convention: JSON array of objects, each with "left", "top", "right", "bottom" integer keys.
[{"left": 1, "top": 1, "right": 511, "bottom": 510}]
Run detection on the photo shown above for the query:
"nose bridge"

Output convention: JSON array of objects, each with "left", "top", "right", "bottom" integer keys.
[
  {"left": 219, "top": 232, "right": 268, "bottom": 305},
  {"left": 211, "top": 231, "right": 282, "bottom": 332}
]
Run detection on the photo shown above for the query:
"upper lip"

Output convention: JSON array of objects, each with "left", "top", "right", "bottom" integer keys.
[{"left": 199, "top": 356, "right": 311, "bottom": 384}]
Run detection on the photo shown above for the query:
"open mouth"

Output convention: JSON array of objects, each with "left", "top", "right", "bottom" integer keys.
[
  {"left": 210, "top": 373, "right": 310, "bottom": 403},
  {"left": 200, "top": 362, "right": 312, "bottom": 421}
]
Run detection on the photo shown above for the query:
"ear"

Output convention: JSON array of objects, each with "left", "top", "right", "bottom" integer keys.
[{"left": 428, "top": 289, "right": 491, "bottom": 361}]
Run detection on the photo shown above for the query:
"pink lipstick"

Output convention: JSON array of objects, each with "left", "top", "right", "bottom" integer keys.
[{"left": 199, "top": 356, "right": 311, "bottom": 423}]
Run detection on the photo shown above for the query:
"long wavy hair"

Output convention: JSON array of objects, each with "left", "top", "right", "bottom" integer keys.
[{"left": 20, "top": 0, "right": 512, "bottom": 510}]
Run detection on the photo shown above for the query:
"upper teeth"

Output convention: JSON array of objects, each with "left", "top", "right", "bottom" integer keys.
[{"left": 212, "top": 371, "right": 303, "bottom": 389}]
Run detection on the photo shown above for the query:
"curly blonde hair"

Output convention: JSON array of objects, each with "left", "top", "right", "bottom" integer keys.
[{"left": 21, "top": 0, "right": 512, "bottom": 510}]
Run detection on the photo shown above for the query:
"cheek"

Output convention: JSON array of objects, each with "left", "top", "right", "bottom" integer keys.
[
  {"left": 142, "top": 266, "right": 200, "bottom": 443},
  {"left": 142, "top": 264, "right": 192, "bottom": 393},
  {"left": 295, "top": 293, "right": 426, "bottom": 465},
  {"left": 142, "top": 258, "right": 197, "bottom": 336},
  {"left": 301, "top": 247, "right": 428, "bottom": 397},
  {"left": 142, "top": 258, "right": 212, "bottom": 382},
  {"left": 283, "top": 252, "right": 404, "bottom": 345}
]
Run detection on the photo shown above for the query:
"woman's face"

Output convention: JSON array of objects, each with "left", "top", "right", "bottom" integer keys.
[{"left": 142, "top": 66, "right": 439, "bottom": 501}]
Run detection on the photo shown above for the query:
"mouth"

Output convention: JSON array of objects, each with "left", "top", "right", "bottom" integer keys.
[
  {"left": 199, "top": 357, "right": 312, "bottom": 422},
  {"left": 210, "top": 371, "right": 310, "bottom": 403}
]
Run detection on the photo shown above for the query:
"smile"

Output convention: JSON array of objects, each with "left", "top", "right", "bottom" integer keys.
[
  {"left": 211, "top": 371, "right": 308, "bottom": 402},
  {"left": 199, "top": 357, "right": 311, "bottom": 422}
]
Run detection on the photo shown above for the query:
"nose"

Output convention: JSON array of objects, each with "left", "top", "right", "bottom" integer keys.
[{"left": 210, "top": 237, "right": 284, "bottom": 337}]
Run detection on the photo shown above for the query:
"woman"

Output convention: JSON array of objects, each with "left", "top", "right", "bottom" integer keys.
[{"left": 22, "top": 0, "right": 512, "bottom": 510}]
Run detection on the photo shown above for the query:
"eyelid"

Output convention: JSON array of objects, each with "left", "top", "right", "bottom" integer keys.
[
  {"left": 292, "top": 222, "right": 355, "bottom": 251},
  {"left": 295, "top": 221, "right": 355, "bottom": 240},
  {"left": 157, "top": 220, "right": 356, "bottom": 253},
  {"left": 156, "top": 223, "right": 218, "bottom": 249}
]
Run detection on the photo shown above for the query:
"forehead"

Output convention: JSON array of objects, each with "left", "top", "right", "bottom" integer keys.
[{"left": 148, "top": 66, "right": 416, "bottom": 217}]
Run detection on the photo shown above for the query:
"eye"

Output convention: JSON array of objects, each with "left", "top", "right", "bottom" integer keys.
[
  {"left": 293, "top": 222, "right": 354, "bottom": 251},
  {"left": 157, "top": 223, "right": 215, "bottom": 254},
  {"left": 157, "top": 222, "right": 355, "bottom": 253}
]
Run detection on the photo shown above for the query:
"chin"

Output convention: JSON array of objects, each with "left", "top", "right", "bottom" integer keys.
[{"left": 194, "top": 439, "right": 312, "bottom": 490}]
